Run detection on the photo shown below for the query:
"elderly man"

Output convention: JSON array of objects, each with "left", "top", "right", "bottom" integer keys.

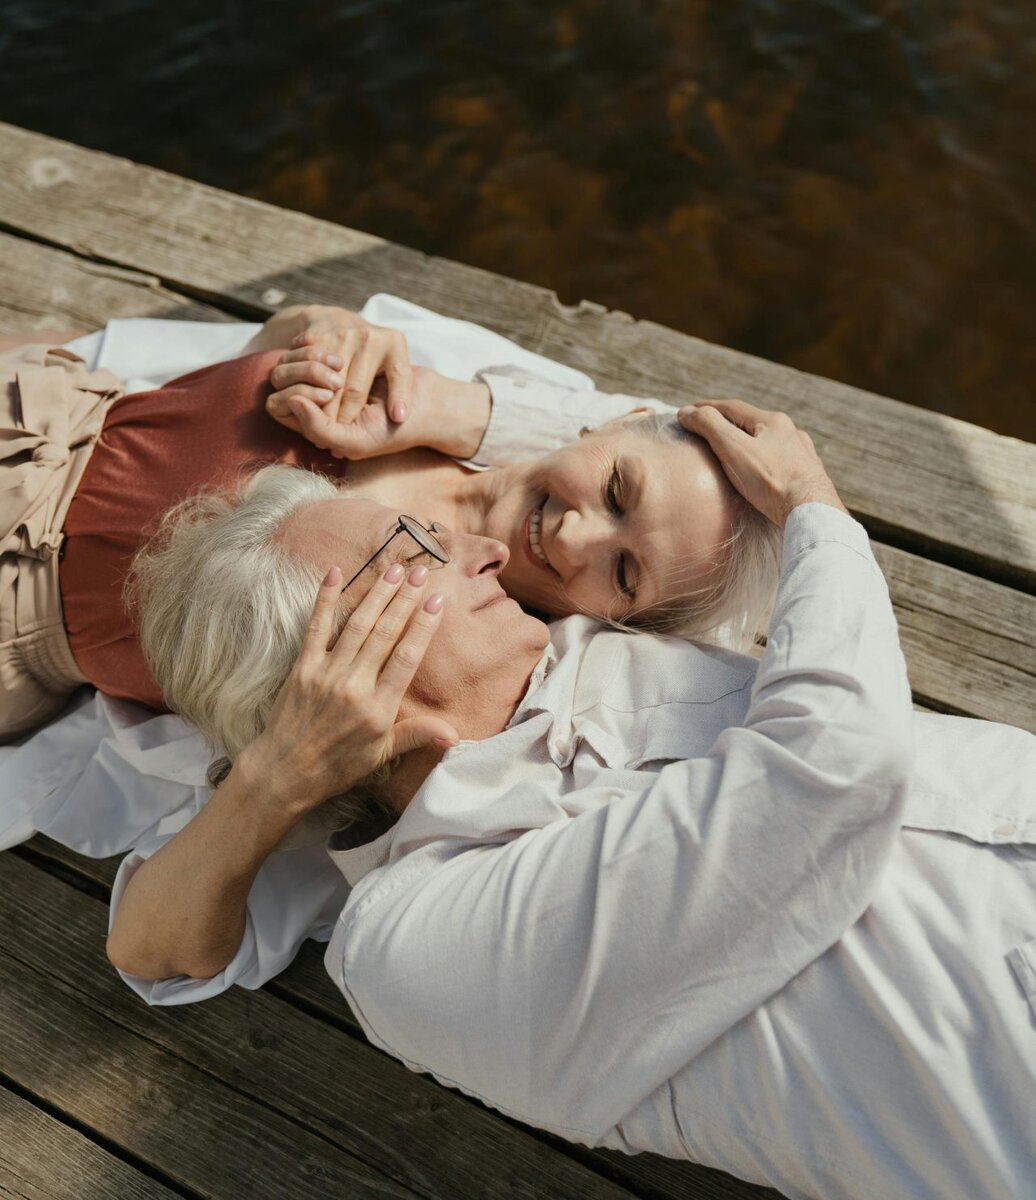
[{"left": 107, "top": 401, "right": 1036, "bottom": 1200}]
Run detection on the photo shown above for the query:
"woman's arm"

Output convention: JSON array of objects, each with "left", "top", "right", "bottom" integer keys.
[{"left": 106, "top": 561, "right": 455, "bottom": 984}]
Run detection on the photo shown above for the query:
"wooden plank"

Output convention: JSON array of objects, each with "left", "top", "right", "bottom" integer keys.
[
  {"left": 0, "top": 1084, "right": 181, "bottom": 1200},
  {"left": 0, "top": 229, "right": 233, "bottom": 334},
  {"left": 0, "top": 228, "right": 1031, "bottom": 730},
  {"left": 0, "top": 852, "right": 641, "bottom": 1200},
  {"left": 16, "top": 841, "right": 781, "bottom": 1200},
  {"left": 872, "top": 544, "right": 1036, "bottom": 732},
  {"left": 0, "top": 123, "right": 1032, "bottom": 588}
]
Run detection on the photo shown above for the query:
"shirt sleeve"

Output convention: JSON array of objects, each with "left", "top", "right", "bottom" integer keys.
[
  {"left": 109, "top": 835, "right": 349, "bottom": 1005},
  {"left": 326, "top": 504, "right": 915, "bottom": 1140},
  {"left": 455, "top": 365, "right": 675, "bottom": 469}
]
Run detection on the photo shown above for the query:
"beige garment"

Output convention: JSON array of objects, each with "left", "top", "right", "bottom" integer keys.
[{"left": 0, "top": 343, "right": 123, "bottom": 742}]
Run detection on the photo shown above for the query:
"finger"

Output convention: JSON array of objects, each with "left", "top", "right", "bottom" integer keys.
[
  {"left": 377, "top": 590, "right": 446, "bottom": 698},
  {"left": 298, "top": 566, "right": 343, "bottom": 664},
  {"left": 270, "top": 359, "right": 344, "bottom": 393},
  {"left": 383, "top": 334, "right": 412, "bottom": 424},
  {"left": 268, "top": 384, "right": 338, "bottom": 419},
  {"left": 289, "top": 396, "right": 347, "bottom": 452},
  {"left": 350, "top": 564, "right": 433, "bottom": 674},
  {"left": 389, "top": 713, "right": 459, "bottom": 758},
  {"left": 331, "top": 562, "right": 410, "bottom": 662},
  {"left": 339, "top": 348, "right": 384, "bottom": 424},
  {"left": 686, "top": 398, "right": 772, "bottom": 435},
  {"left": 276, "top": 345, "right": 344, "bottom": 368}
]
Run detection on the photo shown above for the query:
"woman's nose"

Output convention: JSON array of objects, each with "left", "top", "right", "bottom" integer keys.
[{"left": 551, "top": 508, "right": 610, "bottom": 572}]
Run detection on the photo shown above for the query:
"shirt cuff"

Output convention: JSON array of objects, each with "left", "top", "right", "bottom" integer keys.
[{"left": 782, "top": 501, "right": 874, "bottom": 565}]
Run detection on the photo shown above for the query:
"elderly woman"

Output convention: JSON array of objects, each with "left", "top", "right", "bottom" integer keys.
[
  {"left": 106, "top": 399, "right": 1036, "bottom": 1200},
  {"left": 0, "top": 300, "right": 780, "bottom": 743}
]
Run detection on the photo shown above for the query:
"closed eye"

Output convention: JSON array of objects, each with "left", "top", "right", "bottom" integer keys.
[{"left": 605, "top": 464, "right": 623, "bottom": 517}]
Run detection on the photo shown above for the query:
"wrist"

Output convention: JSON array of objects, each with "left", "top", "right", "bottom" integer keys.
[
  {"left": 425, "top": 373, "right": 492, "bottom": 458},
  {"left": 232, "top": 743, "right": 316, "bottom": 833}
]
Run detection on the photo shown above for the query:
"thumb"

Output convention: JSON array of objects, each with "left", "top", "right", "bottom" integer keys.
[{"left": 388, "top": 717, "right": 460, "bottom": 758}]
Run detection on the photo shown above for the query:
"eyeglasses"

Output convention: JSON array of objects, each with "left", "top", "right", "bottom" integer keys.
[{"left": 342, "top": 515, "right": 450, "bottom": 590}]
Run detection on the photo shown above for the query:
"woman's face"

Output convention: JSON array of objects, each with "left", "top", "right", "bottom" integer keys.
[{"left": 482, "top": 422, "right": 742, "bottom": 621}]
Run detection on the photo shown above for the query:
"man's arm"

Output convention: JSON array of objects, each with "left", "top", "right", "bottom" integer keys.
[{"left": 105, "top": 749, "right": 304, "bottom": 980}]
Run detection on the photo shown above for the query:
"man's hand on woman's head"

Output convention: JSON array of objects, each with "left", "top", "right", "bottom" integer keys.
[
  {"left": 677, "top": 398, "right": 849, "bottom": 528},
  {"left": 238, "top": 560, "right": 457, "bottom": 820}
]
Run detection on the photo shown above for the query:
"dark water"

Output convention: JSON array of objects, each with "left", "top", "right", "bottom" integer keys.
[{"left": 2, "top": 0, "right": 1034, "bottom": 440}]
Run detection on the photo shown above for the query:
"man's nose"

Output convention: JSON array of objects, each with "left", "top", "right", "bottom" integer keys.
[{"left": 441, "top": 528, "right": 509, "bottom": 576}]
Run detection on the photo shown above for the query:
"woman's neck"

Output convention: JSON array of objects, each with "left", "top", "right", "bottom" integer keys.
[{"left": 342, "top": 449, "right": 519, "bottom": 538}]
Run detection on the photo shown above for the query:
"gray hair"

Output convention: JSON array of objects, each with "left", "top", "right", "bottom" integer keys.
[
  {"left": 124, "top": 464, "right": 396, "bottom": 847},
  {"left": 617, "top": 412, "right": 784, "bottom": 653}
]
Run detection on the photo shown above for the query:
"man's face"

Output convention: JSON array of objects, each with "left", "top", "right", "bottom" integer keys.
[{"left": 280, "top": 497, "right": 551, "bottom": 728}]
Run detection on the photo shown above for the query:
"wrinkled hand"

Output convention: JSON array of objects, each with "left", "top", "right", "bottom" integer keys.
[
  {"left": 270, "top": 358, "right": 443, "bottom": 460},
  {"left": 265, "top": 307, "right": 412, "bottom": 437},
  {"left": 678, "top": 398, "right": 848, "bottom": 528},
  {"left": 240, "top": 561, "right": 457, "bottom": 817}
]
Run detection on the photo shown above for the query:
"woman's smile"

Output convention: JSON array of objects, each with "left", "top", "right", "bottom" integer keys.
[{"left": 522, "top": 496, "right": 559, "bottom": 577}]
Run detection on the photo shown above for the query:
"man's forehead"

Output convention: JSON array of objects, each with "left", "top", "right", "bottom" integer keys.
[{"left": 281, "top": 496, "right": 392, "bottom": 561}]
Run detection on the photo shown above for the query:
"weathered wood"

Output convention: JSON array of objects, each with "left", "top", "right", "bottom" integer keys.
[
  {"left": 0, "top": 852, "right": 644, "bottom": 1200},
  {"left": 1, "top": 229, "right": 1031, "bottom": 730},
  {"left": 0, "top": 229, "right": 233, "bottom": 333},
  {"left": 872, "top": 544, "right": 1036, "bottom": 731},
  {"left": 0, "top": 122, "right": 1032, "bottom": 589},
  {"left": 0, "top": 1084, "right": 180, "bottom": 1200},
  {"left": 15, "top": 840, "right": 782, "bottom": 1200}
]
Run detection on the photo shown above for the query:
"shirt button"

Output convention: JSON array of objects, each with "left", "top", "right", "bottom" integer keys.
[{"left": 993, "top": 823, "right": 1017, "bottom": 839}]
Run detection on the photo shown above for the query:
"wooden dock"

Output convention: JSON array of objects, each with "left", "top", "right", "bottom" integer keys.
[{"left": 1, "top": 120, "right": 1034, "bottom": 1200}]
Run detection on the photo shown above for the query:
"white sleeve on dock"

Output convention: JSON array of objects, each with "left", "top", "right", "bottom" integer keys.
[
  {"left": 457, "top": 365, "right": 674, "bottom": 468},
  {"left": 108, "top": 836, "right": 348, "bottom": 1006},
  {"left": 325, "top": 504, "right": 915, "bottom": 1141}
]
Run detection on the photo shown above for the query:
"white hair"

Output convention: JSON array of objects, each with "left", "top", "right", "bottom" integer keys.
[
  {"left": 125, "top": 464, "right": 397, "bottom": 846},
  {"left": 618, "top": 412, "right": 784, "bottom": 652}
]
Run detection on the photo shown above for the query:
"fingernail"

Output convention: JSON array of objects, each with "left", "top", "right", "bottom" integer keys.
[
  {"left": 315, "top": 388, "right": 334, "bottom": 401},
  {"left": 323, "top": 565, "right": 341, "bottom": 587},
  {"left": 423, "top": 592, "right": 444, "bottom": 613},
  {"left": 326, "top": 373, "right": 344, "bottom": 388},
  {"left": 384, "top": 563, "right": 405, "bottom": 583},
  {"left": 408, "top": 565, "right": 429, "bottom": 586},
  {"left": 325, "top": 354, "right": 344, "bottom": 369},
  {"left": 390, "top": 402, "right": 408, "bottom": 423},
  {"left": 431, "top": 736, "right": 457, "bottom": 749}
]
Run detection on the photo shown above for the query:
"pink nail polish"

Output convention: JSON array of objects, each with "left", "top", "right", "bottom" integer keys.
[
  {"left": 323, "top": 565, "right": 342, "bottom": 587},
  {"left": 391, "top": 402, "right": 408, "bottom": 423},
  {"left": 384, "top": 563, "right": 405, "bottom": 583},
  {"left": 408, "top": 565, "right": 429, "bottom": 586},
  {"left": 326, "top": 354, "right": 344, "bottom": 369},
  {"left": 423, "top": 592, "right": 444, "bottom": 613}
]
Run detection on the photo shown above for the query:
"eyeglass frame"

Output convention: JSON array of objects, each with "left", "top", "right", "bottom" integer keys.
[{"left": 342, "top": 514, "right": 450, "bottom": 591}]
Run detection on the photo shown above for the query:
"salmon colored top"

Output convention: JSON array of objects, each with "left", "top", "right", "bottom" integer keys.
[{"left": 60, "top": 351, "right": 348, "bottom": 710}]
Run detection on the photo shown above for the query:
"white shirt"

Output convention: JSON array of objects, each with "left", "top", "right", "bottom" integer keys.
[{"left": 323, "top": 502, "right": 1036, "bottom": 1200}]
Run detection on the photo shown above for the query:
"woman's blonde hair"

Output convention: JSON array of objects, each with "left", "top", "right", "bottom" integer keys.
[{"left": 617, "top": 412, "right": 783, "bottom": 653}]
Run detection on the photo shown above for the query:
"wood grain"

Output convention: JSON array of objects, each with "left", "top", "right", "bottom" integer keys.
[
  {"left": 0, "top": 1085, "right": 179, "bottom": 1200},
  {"left": 0, "top": 229, "right": 232, "bottom": 334},
  {"left": 0, "top": 121, "right": 1032, "bottom": 588},
  {"left": 0, "top": 852, "right": 642, "bottom": 1200}
]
